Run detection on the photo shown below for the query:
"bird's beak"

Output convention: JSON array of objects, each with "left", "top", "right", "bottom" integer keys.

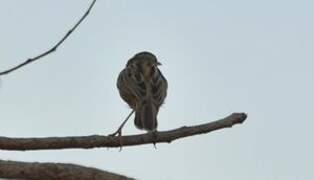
[{"left": 156, "top": 61, "right": 162, "bottom": 66}]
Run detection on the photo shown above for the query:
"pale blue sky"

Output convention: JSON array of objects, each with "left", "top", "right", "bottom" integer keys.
[{"left": 0, "top": 1, "right": 313, "bottom": 179}]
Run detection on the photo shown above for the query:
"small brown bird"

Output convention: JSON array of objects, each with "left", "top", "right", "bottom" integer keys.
[{"left": 116, "top": 52, "right": 168, "bottom": 132}]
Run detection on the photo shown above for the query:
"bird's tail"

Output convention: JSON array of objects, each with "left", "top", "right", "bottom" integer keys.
[{"left": 134, "top": 99, "right": 157, "bottom": 131}]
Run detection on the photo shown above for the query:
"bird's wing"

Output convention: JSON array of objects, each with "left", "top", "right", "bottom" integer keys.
[
  {"left": 151, "top": 68, "right": 168, "bottom": 107},
  {"left": 117, "top": 67, "right": 146, "bottom": 105}
]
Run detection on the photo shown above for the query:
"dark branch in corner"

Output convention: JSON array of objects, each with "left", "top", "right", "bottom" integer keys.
[
  {"left": 0, "top": 159, "right": 133, "bottom": 180},
  {"left": 0, "top": 0, "right": 97, "bottom": 76},
  {"left": 0, "top": 113, "right": 247, "bottom": 151}
]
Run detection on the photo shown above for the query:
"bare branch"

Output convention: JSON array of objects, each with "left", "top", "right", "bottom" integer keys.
[
  {"left": 0, "top": 113, "right": 247, "bottom": 151},
  {"left": 0, "top": 0, "right": 97, "bottom": 76},
  {"left": 0, "top": 159, "right": 133, "bottom": 180}
]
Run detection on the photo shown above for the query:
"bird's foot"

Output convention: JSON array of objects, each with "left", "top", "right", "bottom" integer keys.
[
  {"left": 108, "top": 128, "right": 121, "bottom": 137},
  {"left": 108, "top": 110, "right": 135, "bottom": 151},
  {"left": 150, "top": 130, "right": 158, "bottom": 149},
  {"left": 108, "top": 128, "right": 123, "bottom": 151}
]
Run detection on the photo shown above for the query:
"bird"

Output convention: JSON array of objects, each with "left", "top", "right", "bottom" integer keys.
[{"left": 113, "top": 51, "right": 168, "bottom": 136}]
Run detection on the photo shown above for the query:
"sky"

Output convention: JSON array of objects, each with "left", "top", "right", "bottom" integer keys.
[{"left": 0, "top": 0, "right": 313, "bottom": 179}]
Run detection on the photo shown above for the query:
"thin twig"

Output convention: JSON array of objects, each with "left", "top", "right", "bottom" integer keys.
[
  {"left": 0, "top": 0, "right": 97, "bottom": 76},
  {"left": 0, "top": 113, "right": 247, "bottom": 151}
]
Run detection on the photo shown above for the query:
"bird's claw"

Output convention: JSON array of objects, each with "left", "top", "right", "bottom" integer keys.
[
  {"left": 108, "top": 129, "right": 123, "bottom": 151},
  {"left": 108, "top": 129, "right": 121, "bottom": 137},
  {"left": 151, "top": 130, "right": 158, "bottom": 149}
]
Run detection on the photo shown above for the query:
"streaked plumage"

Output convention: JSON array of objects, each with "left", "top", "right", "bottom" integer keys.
[{"left": 117, "top": 52, "right": 168, "bottom": 131}]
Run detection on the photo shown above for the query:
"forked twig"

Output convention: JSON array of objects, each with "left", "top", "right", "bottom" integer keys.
[{"left": 0, "top": 0, "right": 97, "bottom": 76}]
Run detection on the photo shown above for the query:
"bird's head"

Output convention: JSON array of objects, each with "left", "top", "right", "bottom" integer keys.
[{"left": 127, "top": 51, "right": 162, "bottom": 68}]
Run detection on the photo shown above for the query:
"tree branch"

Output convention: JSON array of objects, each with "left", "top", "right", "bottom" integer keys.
[
  {"left": 0, "top": 0, "right": 97, "bottom": 76},
  {"left": 0, "top": 113, "right": 247, "bottom": 151},
  {"left": 0, "top": 159, "right": 132, "bottom": 180}
]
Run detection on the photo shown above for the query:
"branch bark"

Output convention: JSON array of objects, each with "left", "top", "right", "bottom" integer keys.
[
  {"left": 0, "top": 113, "right": 247, "bottom": 151},
  {"left": 0, "top": 0, "right": 97, "bottom": 76},
  {"left": 0, "top": 159, "right": 132, "bottom": 180}
]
